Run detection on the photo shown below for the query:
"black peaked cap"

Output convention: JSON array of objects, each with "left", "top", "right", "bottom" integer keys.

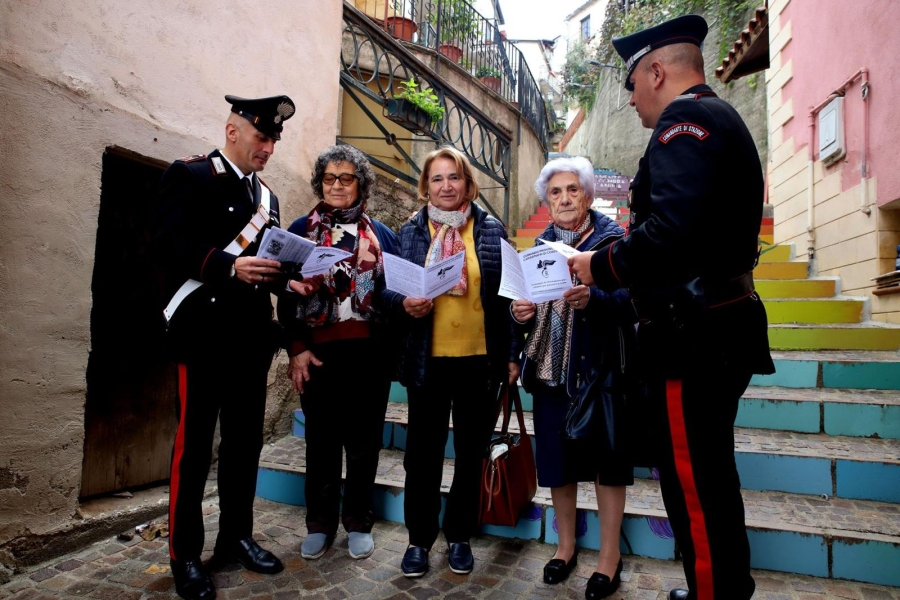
[
  {"left": 612, "top": 14, "right": 708, "bottom": 91},
  {"left": 225, "top": 94, "right": 296, "bottom": 140}
]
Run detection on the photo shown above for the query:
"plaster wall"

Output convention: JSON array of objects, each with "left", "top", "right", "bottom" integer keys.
[
  {"left": 0, "top": 0, "right": 342, "bottom": 571},
  {"left": 768, "top": 0, "right": 899, "bottom": 322}
]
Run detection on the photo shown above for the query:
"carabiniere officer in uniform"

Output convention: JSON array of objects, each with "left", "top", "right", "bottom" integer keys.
[
  {"left": 568, "top": 15, "right": 775, "bottom": 600},
  {"left": 153, "top": 94, "right": 299, "bottom": 600}
]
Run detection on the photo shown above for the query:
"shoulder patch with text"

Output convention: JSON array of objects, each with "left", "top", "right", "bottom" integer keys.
[{"left": 658, "top": 123, "right": 709, "bottom": 144}]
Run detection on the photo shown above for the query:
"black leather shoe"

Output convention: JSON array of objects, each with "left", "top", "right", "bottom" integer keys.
[
  {"left": 213, "top": 538, "right": 284, "bottom": 574},
  {"left": 585, "top": 558, "right": 623, "bottom": 600},
  {"left": 447, "top": 542, "right": 474, "bottom": 574},
  {"left": 401, "top": 546, "right": 429, "bottom": 578},
  {"left": 171, "top": 558, "right": 216, "bottom": 600},
  {"left": 543, "top": 548, "right": 578, "bottom": 584},
  {"left": 668, "top": 589, "right": 689, "bottom": 600}
]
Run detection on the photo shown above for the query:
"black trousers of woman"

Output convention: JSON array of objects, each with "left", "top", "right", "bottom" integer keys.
[
  {"left": 301, "top": 337, "right": 391, "bottom": 536},
  {"left": 403, "top": 356, "right": 499, "bottom": 549}
]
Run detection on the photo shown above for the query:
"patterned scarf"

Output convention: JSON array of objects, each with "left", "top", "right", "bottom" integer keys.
[
  {"left": 425, "top": 201, "right": 471, "bottom": 296},
  {"left": 299, "top": 200, "right": 383, "bottom": 326},
  {"left": 524, "top": 212, "right": 593, "bottom": 386}
]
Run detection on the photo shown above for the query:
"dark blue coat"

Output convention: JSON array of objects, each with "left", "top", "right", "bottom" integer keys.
[
  {"left": 383, "top": 202, "right": 521, "bottom": 388},
  {"left": 519, "top": 210, "right": 636, "bottom": 398}
]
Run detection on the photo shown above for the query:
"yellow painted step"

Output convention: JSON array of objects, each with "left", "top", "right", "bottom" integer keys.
[
  {"left": 768, "top": 324, "right": 900, "bottom": 351},
  {"left": 762, "top": 299, "right": 864, "bottom": 324},
  {"left": 760, "top": 234, "right": 774, "bottom": 245},
  {"left": 510, "top": 236, "right": 536, "bottom": 251},
  {"left": 754, "top": 261, "right": 807, "bottom": 280},
  {"left": 758, "top": 244, "right": 793, "bottom": 263},
  {"left": 756, "top": 279, "right": 836, "bottom": 299}
]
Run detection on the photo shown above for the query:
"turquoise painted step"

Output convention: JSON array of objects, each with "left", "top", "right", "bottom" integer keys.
[
  {"left": 763, "top": 298, "right": 864, "bottom": 324},
  {"left": 768, "top": 324, "right": 900, "bottom": 351},
  {"left": 256, "top": 437, "right": 900, "bottom": 586},
  {"left": 750, "top": 350, "right": 900, "bottom": 389},
  {"left": 388, "top": 381, "right": 534, "bottom": 411},
  {"left": 736, "top": 387, "right": 900, "bottom": 439}
]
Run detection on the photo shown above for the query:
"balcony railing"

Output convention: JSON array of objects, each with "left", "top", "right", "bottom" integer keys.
[{"left": 351, "top": 0, "right": 551, "bottom": 151}]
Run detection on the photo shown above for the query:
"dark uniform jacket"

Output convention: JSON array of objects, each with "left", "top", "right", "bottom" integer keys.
[
  {"left": 589, "top": 84, "right": 774, "bottom": 376},
  {"left": 383, "top": 202, "right": 521, "bottom": 389},
  {"left": 153, "top": 149, "right": 283, "bottom": 360}
]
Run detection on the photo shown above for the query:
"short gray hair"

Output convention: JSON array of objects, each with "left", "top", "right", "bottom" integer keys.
[
  {"left": 311, "top": 145, "right": 376, "bottom": 206},
  {"left": 534, "top": 156, "right": 595, "bottom": 202}
]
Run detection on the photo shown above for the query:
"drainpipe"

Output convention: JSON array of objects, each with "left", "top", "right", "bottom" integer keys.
[{"left": 805, "top": 68, "right": 871, "bottom": 262}]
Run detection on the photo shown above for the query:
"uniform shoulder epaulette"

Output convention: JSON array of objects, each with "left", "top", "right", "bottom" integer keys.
[{"left": 179, "top": 154, "right": 207, "bottom": 163}]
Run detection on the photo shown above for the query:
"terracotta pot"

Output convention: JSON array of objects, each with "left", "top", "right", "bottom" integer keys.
[
  {"left": 438, "top": 43, "right": 463, "bottom": 62},
  {"left": 479, "top": 76, "right": 501, "bottom": 92},
  {"left": 386, "top": 16, "right": 417, "bottom": 42}
]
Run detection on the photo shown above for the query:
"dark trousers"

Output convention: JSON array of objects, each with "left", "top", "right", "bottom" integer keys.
[
  {"left": 403, "top": 356, "right": 498, "bottom": 549},
  {"left": 301, "top": 337, "right": 391, "bottom": 536},
  {"left": 647, "top": 365, "right": 755, "bottom": 600},
  {"left": 168, "top": 352, "right": 272, "bottom": 561}
]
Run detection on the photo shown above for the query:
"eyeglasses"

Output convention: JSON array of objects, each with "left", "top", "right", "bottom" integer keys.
[{"left": 322, "top": 173, "right": 358, "bottom": 186}]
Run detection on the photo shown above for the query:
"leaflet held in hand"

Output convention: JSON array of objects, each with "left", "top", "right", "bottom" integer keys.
[
  {"left": 257, "top": 227, "right": 352, "bottom": 276},
  {"left": 383, "top": 251, "right": 466, "bottom": 299},
  {"left": 498, "top": 239, "right": 573, "bottom": 302}
]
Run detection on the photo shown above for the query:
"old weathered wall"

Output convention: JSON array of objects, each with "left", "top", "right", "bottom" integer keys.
[
  {"left": 0, "top": 0, "right": 342, "bottom": 572},
  {"left": 563, "top": 8, "right": 768, "bottom": 177}
]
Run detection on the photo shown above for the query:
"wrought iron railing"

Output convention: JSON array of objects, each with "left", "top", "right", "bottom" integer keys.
[
  {"left": 350, "top": 0, "right": 551, "bottom": 150},
  {"left": 341, "top": 1, "right": 517, "bottom": 222}
]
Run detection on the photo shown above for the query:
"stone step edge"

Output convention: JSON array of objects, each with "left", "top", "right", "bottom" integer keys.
[
  {"left": 744, "top": 386, "right": 900, "bottom": 406},
  {"left": 256, "top": 457, "right": 899, "bottom": 546}
]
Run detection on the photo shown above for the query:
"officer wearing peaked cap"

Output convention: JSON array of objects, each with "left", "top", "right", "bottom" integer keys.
[
  {"left": 568, "top": 15, "right": 774, "bottom": 600},
  {"left": 152, "top": 94, "right": 298, "bottom": 600}
]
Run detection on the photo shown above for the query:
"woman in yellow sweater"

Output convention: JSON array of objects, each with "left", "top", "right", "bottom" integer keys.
[{"left": 383, "top": 147, "right": 520, "bottom": 578}]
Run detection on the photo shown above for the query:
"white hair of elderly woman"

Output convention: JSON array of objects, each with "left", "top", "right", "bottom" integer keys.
[{"left": 533, "top": 156, "right": 596, "bottom": 202}]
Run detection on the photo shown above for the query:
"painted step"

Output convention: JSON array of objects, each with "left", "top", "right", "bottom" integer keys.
[
  {"left": 256, "top": 436, "right": 900, "bottom": 586},
  {"left": 524, "top": 216, "right": 551, "bottom": 227},
  {"left": 754, "top": 261, "right": 808, "bottom": 279},
  {"left": 751, "top": 350, "right": 900, "bottom": 390},
  {"left": 760, "top": 233, "right": 774, "bottom": 245},
  {"left": 758, "top": 243, "right": 794, "bottom": 263},
  {"left": 509, "top": 236, "right": 536, "bottom": 251},
  {"left": 388, "top": 381, "right": 535, "bottom": 411},
  {"left": 756, "top": 278, "right": 837, "bottom": 299},
  {"left": 515, "top": 228, "right": 546, "bottom": 238},
  {"left": 536, "top": 205, "right": 549, "bottom": 215},
  {"left": 763, "top": 298, "right": 865, "bottom": 324},
  {"left": 298, "top": 405, "right": 900, "bottom": 503},
  {"left": 737, "top": 386, "right": 900, "bottom": 439},
  {"left": 768, "top": 323, "right": 900, "bottom": 351}
]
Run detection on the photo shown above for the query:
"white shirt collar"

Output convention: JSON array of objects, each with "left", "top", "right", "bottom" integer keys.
[{"left": 218, "top": 150, "right": 253, "bottom": 183}]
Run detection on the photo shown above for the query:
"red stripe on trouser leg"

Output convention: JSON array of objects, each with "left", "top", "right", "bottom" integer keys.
[
  {"left": 169, "top": 363, "right": 188, "bottom": 561},
  {"left": 666, "top": 379, "right": 714, "bottom": 600}
]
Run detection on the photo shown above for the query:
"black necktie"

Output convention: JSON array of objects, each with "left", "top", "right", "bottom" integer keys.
[{"left": 244, "top": 176, "right": 258, "bottom": 209}]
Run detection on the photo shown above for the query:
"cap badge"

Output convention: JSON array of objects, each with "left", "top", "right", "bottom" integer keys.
[{"left": 274, "top": 101, "right": 295, "bottom": 124}]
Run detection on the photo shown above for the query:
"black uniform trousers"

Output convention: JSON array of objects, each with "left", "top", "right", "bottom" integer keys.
[
  {"left": 642, "top": 337, "right": 755, "bottom": 600},
  {"left": 403, "top": 356, "right": 498, "bottom": 549},
  {"left": 301, "top": 337, "right": 392, "bottom": 536},
  {"left": 168, "top": 350, "right": 273, "bottom": 562}
]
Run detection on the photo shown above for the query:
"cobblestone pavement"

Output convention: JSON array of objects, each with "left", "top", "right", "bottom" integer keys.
[{"left": 2, "top": 499, "right": 899, "bottom": 600}]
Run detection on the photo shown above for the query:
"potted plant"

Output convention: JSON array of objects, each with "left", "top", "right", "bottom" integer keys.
[
  {"left": 385, "top": 0, "right": 417, "bottom": 42},
  {"left": 429, "top": 0, "right": 479, "bottom": 61},
  {"left": 475, "top": 65, "right": 501, "bottom": 92},
  {"left": 384, "top": 78, "right": 445, "bottom": 136}
]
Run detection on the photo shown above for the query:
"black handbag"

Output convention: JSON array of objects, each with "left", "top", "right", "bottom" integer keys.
[{"left": 563, "top": 369, "right": 619, "bottom": 452}]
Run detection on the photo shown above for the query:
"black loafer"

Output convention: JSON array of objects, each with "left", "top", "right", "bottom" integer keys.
[
  {"left": 585, "top": 558, "right": 623, "bottom": 600},
  {"left": 401, "top": 546, "right": 429, "bottom": 578},
  {"left": 668, "top": 589, "right": 689, "bottom": 600},
  {"left": 213, "top": 538, "right": 284, "bottom": 574},
  {"left": 447, "top": 542, "right": 474, "bottom": 574},
  {"left": 171, "top": 557, "right": 216, "bottom": 600},
  {"left": 543, "top": 548, "right": 578, "bottom": 584}
]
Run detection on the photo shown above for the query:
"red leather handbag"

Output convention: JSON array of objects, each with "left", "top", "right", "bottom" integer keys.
[{"left": 479, "top": 383, "right": 537, "bottom": 527}]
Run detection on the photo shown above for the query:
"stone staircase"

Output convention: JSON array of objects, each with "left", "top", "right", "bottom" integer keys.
[{"left": 256, "top": 205, "right": 900, "bottom": 588}]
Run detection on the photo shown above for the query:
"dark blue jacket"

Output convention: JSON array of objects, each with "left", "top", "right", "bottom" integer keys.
[
  {"left": 383, "top": 202, "right": 521, "bottom": 388},
  {"left": 276, "top": 213, "right": 399, "bottom": 354},
  {"left": 519, "top": 210, "right": 636, "bottom": 398}
]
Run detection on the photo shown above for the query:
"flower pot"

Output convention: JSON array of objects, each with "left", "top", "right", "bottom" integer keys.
[
  {"left": 479, "top": 75, "right": 501, "bottom": 92},
  {"left": 386, "top": 16, "right": 417, "bottom": 42},
  {"left": 384, "top": 98, "right": 433, "bottom": 136},
  {"left": 438, "top": 43, "right": 463, "bottom": 62},
  {"left": 354, "top": 0, "right": 389, "bottom": 22}
]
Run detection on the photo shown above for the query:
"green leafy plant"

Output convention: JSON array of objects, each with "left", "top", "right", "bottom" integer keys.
[
  {"left": 430, "top": 0, "right": 480, "bottom": 46},
  {"left": 396, "top": 78, "right": 446, "bottom": 124},
  {"left": 561, "top": 40, "right": 600, "bottom": 111},
  {"left": 475, "top": 66, "right": 501, "bottom": 78}
]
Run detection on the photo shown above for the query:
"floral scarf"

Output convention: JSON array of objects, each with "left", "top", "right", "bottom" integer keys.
[
  {"left": 299, "top": 200, "right": 383, "bottom": 326},
  {"left": 524, "top": 212, "right": 593, "bottom": 385},
  {"left": 425, "top": 201, "right": 471, "bottom": 296}
]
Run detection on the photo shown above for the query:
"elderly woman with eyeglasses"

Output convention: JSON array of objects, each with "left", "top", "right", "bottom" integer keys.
[
  {"left": 277, "top": 145, "right": 399, "bottom": 562},
  {"left": 511, "top": 157, "right": 636, "bottom": 599}
]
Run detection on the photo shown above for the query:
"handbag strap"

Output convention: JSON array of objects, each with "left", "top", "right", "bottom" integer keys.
[{"left": 495, "top": 383, "right": 528, "bottom": 437}]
